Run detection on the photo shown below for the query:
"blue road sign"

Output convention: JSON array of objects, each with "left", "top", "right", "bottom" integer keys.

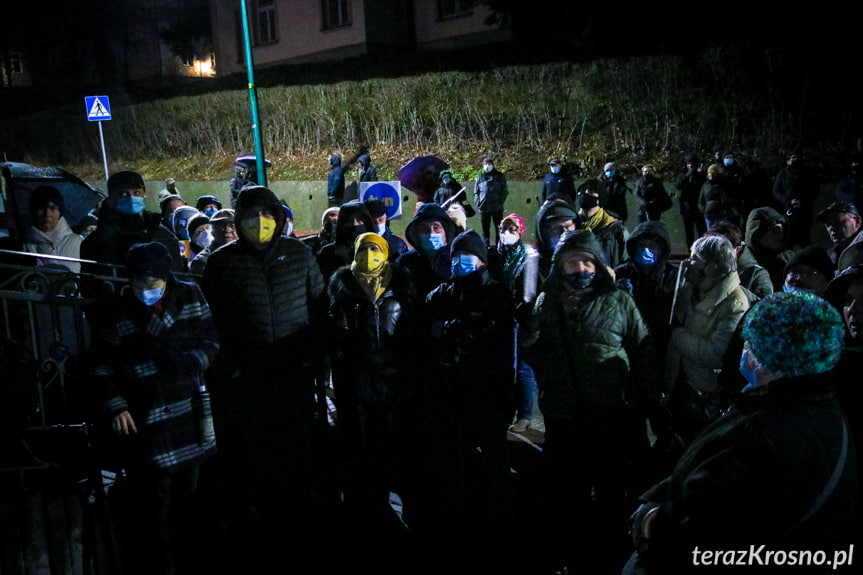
[
  {"left": 360, "top": 182, "right": 403, "bottom": 220},
  {"left": 85, "top": 96, "right": 112, "bottom": 121}
]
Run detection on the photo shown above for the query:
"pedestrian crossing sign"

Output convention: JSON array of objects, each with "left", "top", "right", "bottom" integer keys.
[{"left": 84, "top": 96, "right": 112, "bottom": 121}]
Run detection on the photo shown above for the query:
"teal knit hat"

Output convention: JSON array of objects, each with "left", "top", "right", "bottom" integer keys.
[{"left": 742, "top": 291, "right": 845, "bottom": 378}]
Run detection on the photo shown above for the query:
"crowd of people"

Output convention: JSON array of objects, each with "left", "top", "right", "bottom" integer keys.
[{"left": 0, "top": 150, "right": 861, "bottom": 575}]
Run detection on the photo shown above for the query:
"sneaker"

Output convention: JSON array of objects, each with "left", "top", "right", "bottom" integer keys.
[{"left": 509, "top": 418, "right": 531, "bottom": 433}]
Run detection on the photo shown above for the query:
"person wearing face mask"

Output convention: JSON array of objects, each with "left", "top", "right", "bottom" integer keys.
[
  {"left": 673, "top": 153, "right": 707, "bottom": 248},
  {"left": 412, "top": 228, "right": 518, "bottom": 574},
  {"left": 576, "top": 178, "right": 629, "bottom": 268},
  {"left": 316, "top": 200, "right": 376, "bottom": 285},
  {"left": 187, "top": 213, "right": 214, "bottom": 259},
  {"left": 487, "top": 213, "right": 539, "bottom": 435},
  {"left": 665, "top": 234, "right": 750, "bottom": 445},
  {"left": 199, "top": 185, "right": 331, "bottom": 572},
  {"left": 473, "top": 156, "right": 509, "bottom": 246},
  {"left": 772, "top": 149, "right": 820, "bottom": 249},
  {"left": 599, "top": 161, "right": 631, "bottom": 223},
  {"left": 189, "top": 209, "right": 237, "bottom": 276},
  {"left": 741, "top": 206, "right": 796, "bottom": 291},
  {"left": 522, "top": 229, "right": 658, "bottom": 575},
  {"left": 326, "top": 232, "right": 417, "bottom": 556},
  {"left": 397, "top": 202, "right": 459, "bottom": 299},
  {"left": 303, "top": 206, "right": 341, "bottom": 256},
  {"left": 534, "top": 198, "right": 579, "bottom": 282},
  {"left": 633, "top": 164, "right": 673, "bottom": 224},
  {"left": 81, "top": 170, "right": 184, "bottom": 280},
  {"left": 540, "top": 158, "right": 576, "bottom": 206},
  {"left": 87, "top": 241, "right": 219, "bottom": 575},
  {"left": 195, "top": 195, "right": 223, "bottom": 219},
  {"left": 364, "top": 198, "right": 408, "bottom": 262},
  {"left": 626, "top": 290, "right": 857, "bottom": 575}
]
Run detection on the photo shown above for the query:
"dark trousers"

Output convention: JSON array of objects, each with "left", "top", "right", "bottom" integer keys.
[{"left": 480, "top": 210, "right": 503, "bottom": 244}]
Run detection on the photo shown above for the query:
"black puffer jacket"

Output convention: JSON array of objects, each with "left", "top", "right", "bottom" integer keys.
[{"left": 200, "top": 186, "right": 326, "bottom": 367}]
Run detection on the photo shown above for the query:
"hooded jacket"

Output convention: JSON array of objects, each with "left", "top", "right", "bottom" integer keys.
[
  {"left": 316, "top": 201, "right": 374, "bottom": 284},
  {"left": 22, "top": 215, "right": 83, "bottom": 273},
  {"left": 534, "top": 198, "right": 579, "bottom": 281},
  {"left": 200, "top": 186, "right": 326, "bottom": 367},
  {"left": 397, "top": 203, "right": 459, "bottom": 299},
  {"left": 528, "top": 229, "right": 657, "bottom": 418},
  {"left": 742, "top": 207, "right": 795, "bottom": 291}
]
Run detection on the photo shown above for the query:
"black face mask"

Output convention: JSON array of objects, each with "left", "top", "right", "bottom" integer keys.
[
  {"left": 324, "top": 220, "right": 338, "bottom": 235},
  {"left": 353, "top": 224, "right": 367, "bottom": 236},
  {"left": 577, "top": 195, "right": 600, "bottom": 211}
]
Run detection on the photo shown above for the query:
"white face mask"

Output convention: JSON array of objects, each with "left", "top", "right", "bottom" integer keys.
[
  {"left": 376, "top": 222, "right": 387, "bottom": 235},
  {"left": 194, "top": 229, "right": 214, "bottom": 249},
  {"left": 551, "top": 166, "right": 561, "bottom": 174},
  {"left": 483, "top": 164, "right": 494, "bottom": 173},
  {"left": 281, "top": 222, "right": 294, "bottom": 238},
  {"left": 500, "top": 231, "right": 519, "bottom": 246}
]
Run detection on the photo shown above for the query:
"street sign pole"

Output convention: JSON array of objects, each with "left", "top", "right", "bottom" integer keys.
[
  {"left": 98, "top": 121, "right": 109, "bottom": 181},
  {"left": 84, "top": 95, "right": 112, "bottom": 181}
]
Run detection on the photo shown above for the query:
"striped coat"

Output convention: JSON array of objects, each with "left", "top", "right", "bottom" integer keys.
[{"left": 89, "top": 276, "right": 220, "bottom": 473}]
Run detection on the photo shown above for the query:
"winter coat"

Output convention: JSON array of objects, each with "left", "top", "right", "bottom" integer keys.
[
  {"left": 88, "top": 276, "right": 219, "bottom": 473},
  {"left": 599, "top": 172, "right": 631, "bottom": 222},
  {"left": 582, "top": 208, "right": 629, "bottom": 269},
  {"left": 200, "top": 186, "right": 326, "bottom": 369},
  {"left": 22, "top": 216, "right": 83, "bottom": 273},
  {"left": 541, "top": 170, "right": 576, "bottom": 205},
  {"left": 528, "top": 230, "right": 657, "bottom": 420},
  {"left": 666, "top": 271, "right": 750, "bottom": 398},
  {"left": 736, "top": 248, "right": 774, "bottom": 300},
  {"left": 632, "top": 373, "right": 858, "bottom": 575},
  {"left": 698, "top": 178, "right": 738, "bottom": 224},
  {"left": 397, "top": 203, "right": 460, "bottom": 299},
  {"left": 80, "top": 207, "right": 184, "bottom": 275},
  {"left": 742, "top": 207, "right": 795, "bottom": 291},
  {"left": 633, "top": 174, "right": 672, "bottom": 220},
  {"left": 316, "top": 201, "right": 375, "bottom": 283},
  {"left": 533, "top": 198, "right": 579, "bottom": 281},
  {"left": 473, "top": 169, "right": 508, "bottom": 213},
  {"left": 674, "top": 167, "right": 707, "bottom": 217}
]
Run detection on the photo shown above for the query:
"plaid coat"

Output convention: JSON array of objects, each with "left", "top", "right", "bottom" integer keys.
[{"left": 89, "top": 276, "right": 220, "bottom": 473}]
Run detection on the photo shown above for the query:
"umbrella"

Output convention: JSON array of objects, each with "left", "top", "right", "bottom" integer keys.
[
  {"left": 398, "top": 155, "right": 449, "bottom": 203},
  {"left": 1, "top": 162, "right": 106, "bottom": 231}
]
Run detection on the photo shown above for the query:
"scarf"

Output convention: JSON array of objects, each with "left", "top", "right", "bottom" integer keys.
[
  {"left": 582, "top": 208, "right": 616, "bottom": 232},
  {"left": 351, "top": 261, "right": 392, "bottom": 301}
]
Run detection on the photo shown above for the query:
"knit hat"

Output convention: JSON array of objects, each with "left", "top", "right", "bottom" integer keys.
[
  {"left": 209, "top": 208, "right": 235, "bottom": 224},
  {"left": 576, "top": 178, "right": 607, "bottom": 207},
  {"left": 107, "top": 171, "right": 145, "bottom": 196},
  {"left": 321, "top": 206, "right": 341, "bottom": 227},
  {"left": 187, "top": 213, "right": 211, "bottom": 239},
  {"left": 29, "top": 185, "right": 64, "bottom": 216},
  {"left": 354, "top": 231, "right": 389, "bottom": 259},
  {"left": 501, "top": 213, "right": 526, "bottom": 235},
  {"left": 126, "top": 242, "right": 173, "bottom": 281},
  {"left": 742, "top": 291, "right": 845, "bottom": 378},
  {"left": 450, "top": 229, "right": 488, "bottom": 264},
  {"left": 784, "top": 245, "right": 835, "bottom": 281}
]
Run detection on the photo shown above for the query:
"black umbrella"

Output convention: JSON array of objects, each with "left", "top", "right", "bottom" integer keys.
[{"left": 1, "top": 162, "right": 105, "bottom": 231}]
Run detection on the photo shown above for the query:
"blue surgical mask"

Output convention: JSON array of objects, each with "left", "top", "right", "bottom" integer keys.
[
  {"left": 605, "top": 170, "right": 615, "bottom": 178},
  {"left": 133, "top": 286, "right": 165, "bottom": 306},
  {"left": 203, "top": 207, "right": 218, "bottom": 218},
  {"left": 723, "top": 158, "right": 734, "bottom": 167},
  {"left": 420, "top": 232, "right": 446, "bottom": 252},
  {"left": 564, "top": 271, "right": 595, "bottom": 289},
  {"left": 452, "top": 254, "right": 481, "bottom": 277},
  {"left": 116, "top": 196, "right": 145, "bottom": 215},
  {"left": 739, "top": 349, "right": 759, "bottom": 389},
  {"left": 551, "top": 166, "right": 561, "bottom": 174},
  {"left": 483, "top": 164, "right": 494, "bottom": 173},
  {"left": 634, "top": 246, "right": 658, "bottom": 266}
]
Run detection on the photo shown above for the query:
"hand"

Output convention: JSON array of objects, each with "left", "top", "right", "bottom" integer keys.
[{"left": 112, "top": 410, "right": 137, "bottom": 435}]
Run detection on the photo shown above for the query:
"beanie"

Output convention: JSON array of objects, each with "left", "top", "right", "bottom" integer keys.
[
  {"left": 501, "top": 213, "right": 526, "bottom": 235},
  {"left": 108, "top": 171, "right": 145, "bottom": 196},
  {"left": 187, "top": 213, "right": 211, "bottom": 239},
  {"left": 742, "top": 291, "right": 845, "bottom": 378},
  {"left": 450, "top": 229, "right": 488, "bottom": 264},
  {"left": 29, "top": 185, "right": 64, "bottom": 216},
  {"left": 126, "top": 242, "right": 173, "bottom": 281},
  {"left": 364, "top": 198, "right": 387, "bottom": 218}
]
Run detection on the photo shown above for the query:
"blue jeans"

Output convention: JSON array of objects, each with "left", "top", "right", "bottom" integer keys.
[{"left": 515, "top": 360, "right": 538, "bottom": 420}]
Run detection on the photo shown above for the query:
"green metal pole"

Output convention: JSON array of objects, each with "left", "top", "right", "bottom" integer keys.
[{"left": 239, "top": 0, "right": 267, "bottom": 187}]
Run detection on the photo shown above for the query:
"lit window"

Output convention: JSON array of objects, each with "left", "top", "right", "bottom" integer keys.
[
  {"left": 438, "top": 0, "right": 475, "bottom": 19},
  {"left": 322, "top": 0, "right": 350, "bottom": 29},
  {"left": 256, "top": 0, "right": 278, "bottom": 44}
]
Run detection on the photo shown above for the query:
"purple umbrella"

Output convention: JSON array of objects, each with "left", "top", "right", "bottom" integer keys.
[{"left": 398, "top": 155, "right": 449, "bottom": 203}]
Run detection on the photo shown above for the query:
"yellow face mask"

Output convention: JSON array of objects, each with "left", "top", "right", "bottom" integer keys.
[
  {"left": 240, "top": 215, "right": 276, "bottom": 245},
  {"left": 355, "top": 245, "right": 387, "bottom": 273}
]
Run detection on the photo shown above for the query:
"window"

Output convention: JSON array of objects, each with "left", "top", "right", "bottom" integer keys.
[
  {"left": 255, "top": 0, "right": 278, "bottom": 45},
  {"left": 438, "top": 0, "right": 475, "bottom": 19},
  {"left": 321, "top": 0, "right": 350, "bottom": 30}
]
